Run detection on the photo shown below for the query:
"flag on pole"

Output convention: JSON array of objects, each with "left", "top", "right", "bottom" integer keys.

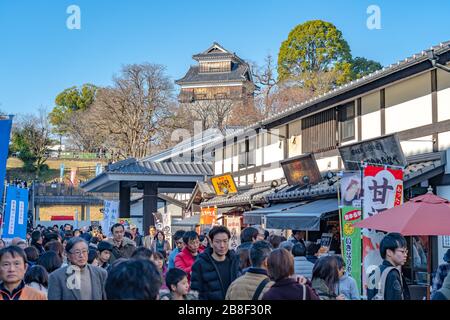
[{"left": 0, "top": 115, "right": 13, "bottom": 202}]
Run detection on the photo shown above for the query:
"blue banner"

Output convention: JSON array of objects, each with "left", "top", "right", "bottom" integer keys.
[
  {"left": 60, "top": 163, "right": 65, "bottom": 180},
  {"left": 0, "top": 116, "right": 13, "bottom": 202},
  {"left": 1, "top": 185, "right": 29, "bottom": 241}
]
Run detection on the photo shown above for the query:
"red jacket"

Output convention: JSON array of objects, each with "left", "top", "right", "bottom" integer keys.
[{"left": 174, "top": 247, "right": 203, "bottom": 282}]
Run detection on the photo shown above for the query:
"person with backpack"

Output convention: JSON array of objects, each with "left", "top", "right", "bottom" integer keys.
[
  {"left": 225, "top": 241, "right": 273, "bottom": 300},
  {"left": 367, "top": 232, "right": 410, "bottom": 300}
]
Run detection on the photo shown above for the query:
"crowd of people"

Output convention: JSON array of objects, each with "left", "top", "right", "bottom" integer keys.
[{"left": 1, "top": 222, "right": 450, "bottom": 301}]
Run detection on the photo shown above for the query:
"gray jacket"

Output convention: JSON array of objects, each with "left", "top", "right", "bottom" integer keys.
[
  {"left": 336, "top": 273, "right": 360, "bottom": 300},
  {"left": 294, "top": 256, "right": 314, "bottom": 280},
  {"left": 48, "top": 264, "right": 107, "bottom": 300}
]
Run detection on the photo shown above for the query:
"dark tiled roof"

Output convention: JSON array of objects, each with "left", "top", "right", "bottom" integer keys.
[
  {"left": 176, "top": 64, "right": 249, "bottom": 85},
  {"left": 193, "top": 52, "right": 236, "bottom": 60},
  {"left": 105, "top": 158, "right": 213, "bottom": 176},
  {"left": 201, "top": 181, "right": 286, "bottom": 207},
  {"left": 267, "top": 152, "right": 446, "bottom": 203}
]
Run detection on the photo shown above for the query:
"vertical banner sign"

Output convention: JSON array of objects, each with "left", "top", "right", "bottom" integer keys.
[
  {"left": 70, "top": 168, "right": 77, "bottom": 186},
  {"left": 362, "top": 166, "right": 403, "bottom": 295},
  {"left": 339, "top": 171, "right": 362, "bottom": 293},
  {"left": 101, "top": 200, "right": 119, "bottom": 237},
  {"left": 226, "top": 216, "right": 241, "bottom": 250},
  {"left": 162, "top": 210, "right": 172, "bottom": 247},
  {"left": 60, "top": 163, "right": 65, "bottom": 182},
  {"left": 152, "top": 211, "right": 172, "bottom": 247},
  {"left": 200, "top": 207, "right": 217, "bottom": 225},
  {"left": 1, "top": 185, "right": 29, "bottom": 241},
  {"left": 0, "top": 116, "right": 13, "bottom": 202}
]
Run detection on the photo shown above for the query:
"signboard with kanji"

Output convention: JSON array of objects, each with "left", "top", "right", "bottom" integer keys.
[
  {"left": 339, "top": 134, "right": 407, "bottom": 171},
  {"left": 225, "top": 216, "right": 241, "bottom": 250},
  {"left": 339, "top": 171, "right": 362, "bottom": 293},
  {"left": 211, "top": 174, "right": 238, "bottom": 196},
  {"left": 362, "top": 165, "right": 403, "bottom": 296},
  {"left": 200, "top": 207, "right": 217, "bottom": 225}
]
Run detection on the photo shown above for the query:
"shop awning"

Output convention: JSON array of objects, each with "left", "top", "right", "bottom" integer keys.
[
  {"left": 265, "top": 198, "right": 339, "bottom": 230},
  {"left": 243, "top": 201, "right": 306, "bottom": 225}
]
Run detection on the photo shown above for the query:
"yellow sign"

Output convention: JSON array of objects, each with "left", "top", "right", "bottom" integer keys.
[
  {"left": 343, "top": 222, "right": 355, "bottom": 236},
  {"left": 211, "top": 174, "right": 238, "bottom": 196},
  {"left": 200, "top": 207, "right": 217, "bottom": 225}
]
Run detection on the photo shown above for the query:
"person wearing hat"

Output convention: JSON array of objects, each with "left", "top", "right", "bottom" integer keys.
[
  {"left": 432, "top": 249, "right": 450, "bottom": 292},
  {"left": 97, "top": 241, "right": 113, "bottom": 270},
  {"left": 129, "top": 225, "right": 143, "bottom": 247}
]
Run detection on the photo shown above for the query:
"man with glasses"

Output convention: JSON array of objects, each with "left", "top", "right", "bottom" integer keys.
[
  {"left": 175, "top": 231, "right": 203, "bottom": 283},
  {"left": 367, "top": 232, "right": 411, "bottom": 300},
  {"left": 48, "top": 237, "right": 107, "bottom": 300},
  {"left": 168, "top": 230, "right": 186, "bottom": 270},
  {"left": 191, "top": 226, "right": 240, "bottom": 300}
]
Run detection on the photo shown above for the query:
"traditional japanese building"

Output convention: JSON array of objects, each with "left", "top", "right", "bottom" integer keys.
[{"left": 175, "top": 42, "right": 255, "bottom": 105}]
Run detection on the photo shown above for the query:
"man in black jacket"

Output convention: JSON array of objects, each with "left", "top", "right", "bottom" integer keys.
[
  {"left": 368, "top": 232, "right": 410, "bottom": 300},
  {"left": 191, "top": 226, "right": 239, "bottom": 300}
]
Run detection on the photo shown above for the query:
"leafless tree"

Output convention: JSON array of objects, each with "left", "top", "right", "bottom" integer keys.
[
  {"left": 89, "top": 63, "right": 174, "bottom": 159},
  {"left": 65, "top": 110, "right": 106, "bottom": 152},
  {"left": 252, "top": 54, "right": 277, "bottom": 117}
]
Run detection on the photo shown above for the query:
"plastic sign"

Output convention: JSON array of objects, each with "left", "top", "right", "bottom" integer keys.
[{"left": 211, "top": 174, "right": 238, "bottom": 196}]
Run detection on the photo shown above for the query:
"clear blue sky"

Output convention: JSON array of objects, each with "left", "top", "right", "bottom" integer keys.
[{"left": 1, "top": 0, "right": 449, "bottom": 115}]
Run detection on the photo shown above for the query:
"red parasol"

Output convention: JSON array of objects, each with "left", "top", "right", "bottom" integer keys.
[
  {"left": 355, "top": 189, "right": 450, "bottom": 235},
  {"left": 355, "top": 186, "right": 450, "bottom": 299}
]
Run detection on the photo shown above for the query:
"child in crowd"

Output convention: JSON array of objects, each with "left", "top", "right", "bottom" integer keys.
[{"left": 160, "top": 268, "right": 197, "bottom": 300}]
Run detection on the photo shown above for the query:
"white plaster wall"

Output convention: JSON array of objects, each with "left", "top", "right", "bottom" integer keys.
[
  {"left": 316, "top": 156, "right": 340, "bottom": 172},
  {"left": 232, "top": 153, "right": 239, "bottom": 173},
  {"left": 439, "top": 131, "right": 450, "bottom": 151},
  {"left": 263, "top": 167, "right": 284, "bottom": 181},
  {"left": 361, "top": 92, "right": 381, "bottom": 140},
  {"left": 223, "top": 145, "right": 233, "bottom": 173},
  {"left": 256, "top": 134, "right": 264, "bottom": 166},
  {"left": 214, "top": 148, "right": 223, "bottom": 175},
  {"left": 361, "top": 110, "right": 381, "bottom": 140},
  {"left": 399, "top": 136, "right": 434, "bottom": 157},
  {"left": 437, "top": 69, "right": 450, "bottom": 122},
  {"left": 385, "top": 72, "right": 432, "bottom": 133},
  {"left": 263, "top": 143, "right": 284, "bottom": 164},
  {"left": 288, "top": 120, "right": 302, "bottom": 158},
  {"left": 255, "top": 172, "right": 263, "bottom": 183}
]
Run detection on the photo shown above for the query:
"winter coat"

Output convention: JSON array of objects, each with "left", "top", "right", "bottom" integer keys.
[
  {"left": 367, "top": 260, "right": 410, "bottom": 300},
  {"left": 293, "top": 256, "right": 314, "bottom": 280},
  {"left": 261, "top": 278, "right": 319, "bottom": 300},
  {"left": 0, "top": 281, "right": 47, "bottom": 300},
  {"left": 311, "top": 278, "right": 338, "bottom": 300},
  {"left": 152, "top": 239, "right": 171, "bottom": 256},
  {"left": 105, "top": 237, "right": 136, "bottom": 263},
  {"left": 336, "top": 273, "right": 360, "bottom": 300},
  {"left": 47, "top": 264, "right": 107, "bottom": 300},
  {"left": 190, "top": 247, "right": 239, "bottom": 300},
  {"left": 225, "top": 268, "right": 273, "bottom": 300},
  {"left": 174, "top": 247, "right": 200, "bottom": 283}
]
